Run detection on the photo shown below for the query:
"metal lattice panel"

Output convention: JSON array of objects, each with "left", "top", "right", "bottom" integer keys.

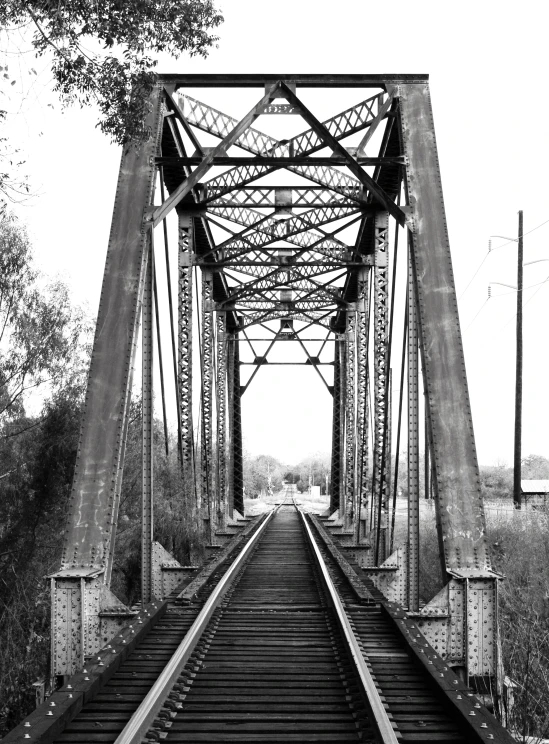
[
  {"left": 216, "top": 313, "right": 228, "bottom": 520},
  {"left": 372, "top": 211, "right": 389, "bottom": 547},
  {"left": 344, "top": 311, "right": 356, "bottom": 524},
  {"left": 178, "top": 217, "right": 194, "bottom": 479},
  {"left": 201, "top": 268, "right": 215, "bottom": 536},
  {"left": 356, "top": 268, "right": 370, "bottom": 523}
]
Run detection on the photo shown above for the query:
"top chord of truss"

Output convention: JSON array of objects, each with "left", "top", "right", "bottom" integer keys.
[{"left": 158, "top": 73, "right": 429, "bottom": 88}]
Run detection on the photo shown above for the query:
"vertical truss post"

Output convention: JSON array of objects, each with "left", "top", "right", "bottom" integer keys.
[
  {"left": 50, "top": 85, "right": 162, "bottom": 679},
  {"left": 227, "top": 335, "right": 235, "bottom": 518},
  {"left": 401, "top": 84, "right": 498, "bottom": 692},
  {"left": 372, "top": 211, "right": 390, "bottom": 558},
  {"left": 339, "top": 333, "right": 347, "bottom": 520},
  {"left": 386, "top": 368, "right": 393, "bottom": 543},
  {"left": 201, "top": 268, "right": 215, "bottom": 542},
  {"left": 407, "top": 253, "right": 420, "bottom": 612},
  {"left": 178, "top": 214, "right": 194, "bottom": 499},
  {"left": 216, "top": 313, "right": 228, "bottom": 528},
  {"left": 330, "top": 334, "right": 343, "bottom": 515},
  {"left": 425, "top": 399, "right": 431, "bottom": 500},
  {"left": 344, "top": 314, "right": 356, "bottom": 530},
  {"left": 228, "top": 334, "right": 244, "bottom": 517},
  {"left": 141, "top": 243, "right": 154, "bottom": 604},
  {"left": 355, "top": 268, "right": 370, "bottom": 542},
  {"left": 400, "top": 82, "right": 491, "bottom": 573}
]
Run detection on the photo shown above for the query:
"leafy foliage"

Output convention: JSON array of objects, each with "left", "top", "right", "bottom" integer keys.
[
  {"left": 488, "top": 509, "right": 549, "bottom": 740},
  {"left": 0, "top": 390, "right": 82, "bottom": 734},
  {"left": 244, "top": 454, "right": 283, "bottom": 496},
  {"left": 522, "top": 454, "right": 549, "bottom": 480},
  {"left": 0, "top": 213, "right": 89, "bottom": 419},
  {"left": 244, "top": 453, "right": 331, "bottom": 496},
  {"left": 110, "top": 400, "right": 205, "bottom": 607},
  {"left": 0, "top": 91, "right": 30, "bottom": 217},
  {"left": 0, "top": 0, "right": 223, "bottom": 144}
]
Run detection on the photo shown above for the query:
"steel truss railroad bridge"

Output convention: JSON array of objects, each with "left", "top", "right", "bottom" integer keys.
[{"left": 6, "top": 75, "right": 511, "bottom": 743}]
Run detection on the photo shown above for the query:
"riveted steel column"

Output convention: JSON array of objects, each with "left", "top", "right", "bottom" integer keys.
[
  {"left": 401, "top": 84, "right": 497, "bottom": 691},
  {"left": 178, "top": 214, "right": 194, "bottom": 497},
  {"left": 344, "top": 310, "right": 356, "bottom": 530},
  {"left": 408, "top": 253, "right": 420, "bottom": 612},
  {"left": 51, "top": 86, "right": 162, "bottom": 679},
  {"left": 372, "top": 211, "right": 389, "bottom": 552},
  {"left": 141, "top": 244, "right": 154, "bottom": 604},
  {"left": 400, "top": 84, "right": 490, "bottom": 573},
  {"left": 201, "top": 269, "right": 215, "bottom": 540},
  {"left": 59, "top": 85, "right": 162, "bottom": 575},
  {"left": 330, "top": 334, "right": 343, "bottom": 514},
  {"left": 339, "top": 333, "right": 347, "bottom": 519},
  {"left": 228, "top": 334, "right": 244, "bottom": 516},
  {"left": 216, "top": 313, "right": 228, "bottom": 527},
  {"left": 355, "top": 268, "right": 370, "bottom": 540}
]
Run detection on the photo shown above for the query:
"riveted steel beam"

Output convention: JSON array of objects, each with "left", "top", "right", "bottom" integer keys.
[
  {"left": 330, "top": 334, "right": 344, "bottom": 514},
  {"left": 60, "top": 84, "right": 162, "bottom": 574},
  {"left": 201, "top": 268, "right": 215, "bottom": 540},
  {"left": 216, "top": 314, "right": 228, "bottom": 527},
  {"left": 355, "top": 268, "right": 370, "bottom": 541},
  {"left": 407, "top": 252, "right": 420, "bottom": 612},
  {"left": 178, "top": 215, "right": 194, "bottom": 491},
  {"left": 372, "top": 211, "right": 390, "bottom": 559},
  {"left": 142, "top": 244, "right": 154, "bottom": 604},
  {"left": 161, "top": 73, "right": 428, "bottom": 87},
  {"left": 228, "top": 335, "right": 244, "bottom": 516},
  {"left": 399, "top": 84, "right": 490, "bottom": 575},
  {"left": 344, "top": 310, "right": 356, "bottom": 530},
  {"left": 52, "top": 85, "right": 163, "bottom": 679},
  {"left": 400, "top": 84, "right": 498, "bottom": 692},
  {"left": 158, "top": 156, "right": 402, "bottom": 166}
]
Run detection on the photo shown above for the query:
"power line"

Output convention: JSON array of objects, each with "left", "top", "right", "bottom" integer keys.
[
  {"left": 458, "top": 252, "right": 489, "bottom": 301},
  {"left": 501, "top": 274, "right": 549, "bottom": 330},
  {"left": 463, "top": 298, "right": 490, "bottom": 333},
  {"left": 458, "top": 216, "right": 549, "bottom": 301},
  {"left": 491, "top": 276, "right": 549, "bottom": 297}
]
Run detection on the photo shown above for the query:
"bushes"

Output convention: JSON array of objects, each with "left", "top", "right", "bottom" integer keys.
[
  {"left": 394, "top": 497, "right": 549, "bottom": 739},
  {"left": 0, "top": 393, "right": 80, "bottom": 734},
  {"left": 487, "top": 505, "right": 549, "bottom": 740}
]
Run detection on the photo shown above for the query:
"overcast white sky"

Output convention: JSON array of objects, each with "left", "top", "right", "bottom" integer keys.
[{"left": 4, "top": 0, "right": 549, "bottom": 466}]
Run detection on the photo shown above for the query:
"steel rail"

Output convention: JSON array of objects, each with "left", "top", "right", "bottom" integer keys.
[
  {"left": 112, "top": 508, "right": 277, "bottom": 744},
  {"left": 299, "top": 509, "right": 399, "bottom": 744}
]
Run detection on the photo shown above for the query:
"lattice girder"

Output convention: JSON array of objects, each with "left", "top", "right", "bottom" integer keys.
[{"left": 179, "top": 91, "right": 383, "bottom": 160}]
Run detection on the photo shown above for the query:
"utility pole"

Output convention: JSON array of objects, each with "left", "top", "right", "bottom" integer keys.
[{"left": 514, "top": 210, "right": 523, "bottom": 509}]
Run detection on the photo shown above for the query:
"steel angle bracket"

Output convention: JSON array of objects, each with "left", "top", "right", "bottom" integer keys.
[
  {"left": 361, "top": 543, "right": 408, "bottom": 604},
  {"left": 408, "top": 569, "right": 502, "bottom": 695},
  {"left": 49, "top": 571, "right": 135, "bottom": 680}
]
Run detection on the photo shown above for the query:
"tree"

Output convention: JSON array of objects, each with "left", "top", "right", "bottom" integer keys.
[
  {"left": 479, "top": 462, "right": 513, "bottom": 501},
  {"left": 0, "top": 1, "right": 223, "bottom": 145},
  {"left": 0, "top": 388, "right": 83, "bottom": 734},
  {"left": 243, "top": 453, "right": 284, "bottom": 497},
  {"left": 293, "top": 453, "right": 331, "bottom": 494},
  {"left": 522, "top": 454, "right": 549, "bottom": 480},
  {"left": 0, "top": 212, "right": 89, "bottom": 420}
]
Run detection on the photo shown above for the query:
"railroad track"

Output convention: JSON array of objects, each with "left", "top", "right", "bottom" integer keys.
[{"left": 12, "top": 504, "right": 513, "bottom": 744}]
